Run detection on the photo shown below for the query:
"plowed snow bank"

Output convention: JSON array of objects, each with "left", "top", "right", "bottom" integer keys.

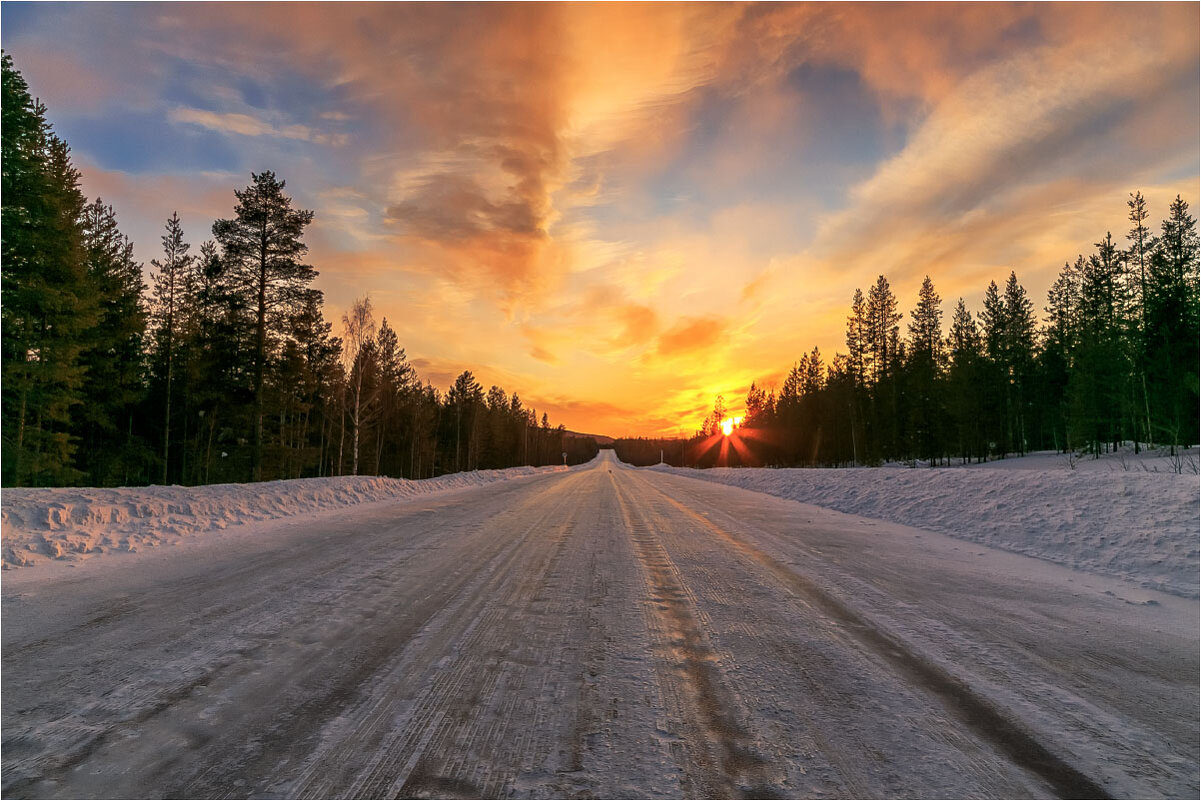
[
  {"left": 649, "top": 465, "right": 1200, "bottom": 598},
  {"left": 1, "top": 466, "right": 568, "bottom": 569}
]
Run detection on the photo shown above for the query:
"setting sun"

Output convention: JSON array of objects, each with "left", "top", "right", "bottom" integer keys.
[{"left": 720, "top": 416, "right": 744, "bottom": 437}]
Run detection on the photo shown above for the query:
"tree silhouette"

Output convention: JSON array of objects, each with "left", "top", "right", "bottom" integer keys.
[{"left": 213, "top": 171, "right": 316, "bottom": 482}]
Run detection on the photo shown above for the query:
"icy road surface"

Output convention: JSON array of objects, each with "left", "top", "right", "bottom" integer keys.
[{"left": 3, "top": 451, "right": 1197, "bottom": 799}]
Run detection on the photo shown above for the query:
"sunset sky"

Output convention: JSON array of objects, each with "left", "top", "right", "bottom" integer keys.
[{"left": 3, "top": 2, "right": 1197, "bottom": 437}]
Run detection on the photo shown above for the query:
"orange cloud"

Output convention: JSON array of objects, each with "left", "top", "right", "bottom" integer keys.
[
  {"left": 528, "top": 345, "right": 558, "bottom": 365},
  {"left": 611, "top": 303, "right": 660, "bottom": 350},
  {"left": 653, "top": 315, "right": 728, "bottom": 360}
]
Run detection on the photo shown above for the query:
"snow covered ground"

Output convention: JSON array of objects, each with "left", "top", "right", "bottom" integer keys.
[
  {"left": 650, "top": 449, "right": 1200, "bottom": 598},
  {"left": 0, "top": 464, "right": 570, "bottom": 569},
  {"left": 896, "top": 443, "right": 1200, "bottom": 474},
  {"left": 2, "top": 452, "right": 1195, "bottom": 798}
]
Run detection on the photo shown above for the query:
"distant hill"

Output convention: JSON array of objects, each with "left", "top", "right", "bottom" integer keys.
[{"left": 563, "top": 430, "right": 615, "bottom": 446}]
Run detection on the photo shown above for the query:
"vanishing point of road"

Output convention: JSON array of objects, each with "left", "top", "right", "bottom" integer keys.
[{"left": 3, "top": 451, "right": 1197, "bottom": 798}]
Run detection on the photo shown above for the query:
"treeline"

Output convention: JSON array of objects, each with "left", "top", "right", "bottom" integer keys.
[
  {"left": 611, "top": 438, "right": 691, "bottom": 467},
  {"left": 620, "top": 192, "right": 1198, "bottom": 469},
  {"left": 1, "top": 53, "right": 596, "bottom": 487}
]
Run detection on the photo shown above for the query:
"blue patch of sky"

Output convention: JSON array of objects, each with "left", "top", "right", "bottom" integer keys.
[
  {"left": 0, "top": 2, "right": 45, "bottom": 37},
  {"left": 56, "top": 109, "right": 242, "bottom": 175},
  {"left": 160, "top": 60, "right": 231, "bottom": 111},
  {"left": 785, "top": 62, "right": 890, "bottom": 173},
  {"left": 982, "top": 14, "right": 1045, "bottom": 69},
  {"left": 584, "top": 61, "right": 905, "bottom": 240},
  {"left": 235, "top": 76, "right": 268, "bottom": 109}
]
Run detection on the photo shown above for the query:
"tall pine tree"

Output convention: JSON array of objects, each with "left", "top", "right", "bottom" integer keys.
[
  {"left": 212, "top": 171, "right": 316, "bottom": 481},
  {"left": 149, "top": 212, "right": 193, "bottom": 483}
]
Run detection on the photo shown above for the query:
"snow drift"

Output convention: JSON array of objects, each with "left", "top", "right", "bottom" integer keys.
[
  {"left": 0, "top": 465, "right": 569, "bottom": 569},
  {"left": 650, "top": 464, "right": 1200, "bottom": 598}
]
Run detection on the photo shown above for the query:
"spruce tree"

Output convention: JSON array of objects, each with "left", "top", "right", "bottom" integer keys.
[
  {"left": 76, "top": 198, "right": 148, "bottom": 485},
  {"left": 866, "top": 275, "right": 902, "bottom": 457},
  {"left": 1126, "top": 192, "right": 1155, "bottom": 448},
  {"left": 947, "top": 299, "right": 984, "bottom": 461},
  {"left": 1145, "top": 196, "right": 1200, "bottom": 450},
  {"left": 1069, "top": 237, "right": 1132, "bottom": 455},
  {"left": 744, "top": 382, "right": 768, "bottom": 426},
  {"left": 448, "top": 371, "right": 484, "bottom": 472},
  {"left": 865, "top": 275, "right": 901, "bottom": 383},
  {"left": 906, "top": 276, "right": 944, "bottom": 463},
  {"left": 1002, "top": 272, "right": 1036, "bottom": 454},
  {"left": 149, "top": 212, "right": 192, "bottom": 483},
  {"left": 978, "top": 281, "right": 1007, "bottom": 455},
  {"left": 373, "top": 317, "right": 416, "bottom": 476},
  {"left": 845, "top": 288, "right": 868, "bottom": 387},
  {"left": 1042, "top": 257, "right": 1085, "bottom": 452},
  {"left": 1, "top": 53, "right": 96, "bottom": 485}
]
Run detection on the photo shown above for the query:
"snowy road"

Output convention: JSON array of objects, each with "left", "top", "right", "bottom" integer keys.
[{"left": 3, "top": 451, "right": 1197, "bottom": 798}]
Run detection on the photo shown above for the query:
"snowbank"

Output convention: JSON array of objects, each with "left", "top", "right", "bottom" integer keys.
[
  {"left": 0, "top": 465, "right": 569, "bottom": 569},
  {"left": 885, "top": 444, "right": 1200, "bottom": 474},
  {"left": 649, "top": 464, "right": 1200, "bottom": 598}
]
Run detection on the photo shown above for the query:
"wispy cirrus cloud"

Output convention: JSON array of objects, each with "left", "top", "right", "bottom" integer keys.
[{"left": 168, "top": 107, "right": 347, "bottom": 146}]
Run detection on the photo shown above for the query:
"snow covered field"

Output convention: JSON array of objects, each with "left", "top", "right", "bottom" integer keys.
[
  {"left": 651, "top": 450, "right": 1200, "bottom": 598},
  {"left": 0, "top": 464, "right": 569, "bottom": 569}
]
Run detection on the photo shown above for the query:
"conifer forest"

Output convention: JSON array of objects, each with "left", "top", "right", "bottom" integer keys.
[
  {"left": 617, "top": 205, "right": 1198, "bottom": 468},
  {"left": 1, "top": 54, "right": 597, "bottom": 488},
  {"left": 3, "top": 51, "right": 1197, "bottom": 485}
]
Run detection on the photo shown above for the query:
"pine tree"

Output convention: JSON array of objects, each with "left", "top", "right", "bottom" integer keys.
[
  {"left": 1145, "top": 196, "right": 1200, "bottom": 450},
  {"left": 373, "top": 318, "right": 416, "bottom": 476},
  {"left": 799, "top": 347, "right": 825, "bottom": 465},
  {"left": 1126, "top": 192, "right": 1156, "bottom": 448},
  {"left": 843, "top": 288, "right": 869, "bottom": 465},
  {"left": 744, "top": 382, "right": 768, "bottom": 426},
  {"left": 865, "top": 275, "right": 901, "bottom": 383},
  {"left": 777, "top": 365, "right": 802, "bottom": 462},
  {"left": 1127, "top": 192, "right": 1154, "bottom": 325},
  {"left": 1068, "top": 238, "right": 1130, "bottom": 455},
  {"left": 800, "top": 347, "right": 824, "bottom": 395},
  {"left": 978, "top": 280, "right": 1008, "bottom": 455},
  {"left": 1042, "top": 257, "right": 1085, "bottom": 452},
  {"left": 76, "top": 198, "right": 148, "bottom": 484},
  {"left": 212, "top": 171, "right": 316, "bottom": 481},
  {"left": 907, "top": 277, "right": 943, "bottom": 359},
  {"left": 979, "top": 281, "right": 1005, "bottom": 363},
  {"left": 1002, "top": 271, "right": 1036, "bottom": 454},
  {"left": 906, "top": 276, "right": 944, "bottom": 463},
  {"left": 185, "top": 240, "right": 253, "bottom": 483},
  {"left": 448, "top": 371, "right": 484, "bottom": 472},
  {"left": 866, "top": 275, "right": 902, "bottom": 458},
  {"left": 2, "top": 53, "right": 96, "bottom": 485},
  {"left": 947, "top": 299, "right": 984, "bottom": 461},
  {"left": 845, "top": 288, "right": 868, "bottom": 387},
  {"left": 278, "top": 288, "right": 337, "bottom": 478},
  {"left": 149, "top": 212, "right": 192, "bottom": 483},
  {"left": 702, "top": 395, "right": 728, "bottom": 437}
]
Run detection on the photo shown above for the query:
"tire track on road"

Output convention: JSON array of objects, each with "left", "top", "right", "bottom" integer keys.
[
  {"left": 287, "top": 467, "right": 614, "bottom": 799},
  {"left": 3, "top": 471, "right": 581, "bottom": 799},
  {"left": 624, "top": 468, "right": 1112, "bottom": 800},
  {"left": 286, "top": 471, "right": 592, "bottom": 799},
  {"left": 610, "top": 470, "right": 785, "bottom": 799}
]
